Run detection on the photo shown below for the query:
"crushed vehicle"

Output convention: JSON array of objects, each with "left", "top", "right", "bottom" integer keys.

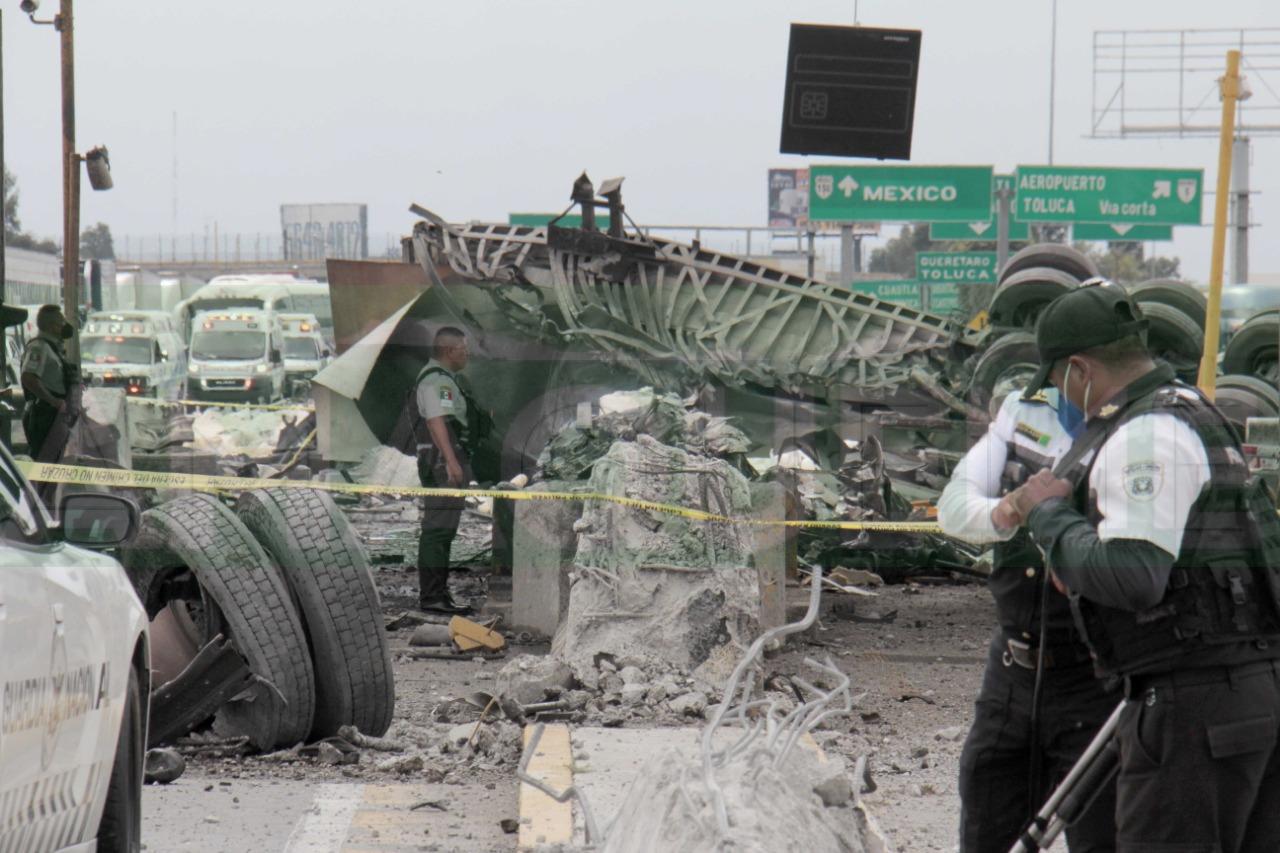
[
  {"left": 186, "top": 309, "right": 287, "bottom": 404},
  {"left": 81, "top": 310, "right": 187, "bottom": 400}
]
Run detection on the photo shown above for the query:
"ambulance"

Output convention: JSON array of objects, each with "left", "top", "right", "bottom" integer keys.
[
  {"left": 186, "top": 309, "right": 287, "bottom": 403},
  {"left": 277, "top": 312, "right": 331, "bottom": 398}
]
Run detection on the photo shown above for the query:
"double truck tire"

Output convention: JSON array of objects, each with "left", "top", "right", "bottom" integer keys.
[
  {"left": 123, "top": 493, "right": 316, "bottom": 750},
  {"left": 236, "top": 488, "right": 396, "bottom": 738}
]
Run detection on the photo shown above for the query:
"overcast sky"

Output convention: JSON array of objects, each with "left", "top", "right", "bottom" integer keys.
[{"left": 3, "top": 0, "right": 1277, "bottom": 280}]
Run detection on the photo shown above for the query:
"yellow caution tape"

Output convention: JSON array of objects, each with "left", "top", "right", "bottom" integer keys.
[
  {"left": 125, "top": 397, "right": 315, "bottom": 413},
  {"left": 17, "top": 460, "right": 942, "bottom": 533}
]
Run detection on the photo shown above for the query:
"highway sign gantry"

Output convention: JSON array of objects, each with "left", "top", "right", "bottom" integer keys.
[
  {"left": 809, "top": 165, "right": 993, "bottom": 223},
  {"left": 1014, "top": 166, "right": 1203, "bottom": 225},
  {"left": 1072, "top": 223, "right": 1174, "bottom": 242},
  {"left": 916, "top": 251, "right": 997, "bottom": 284}
]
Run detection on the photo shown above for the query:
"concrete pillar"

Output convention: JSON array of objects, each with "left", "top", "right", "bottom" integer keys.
[
  {"left": 750, "top": 481, "right": 790, "bottom": 630},
  {"left": 511, "top": 483, "right": 584, "bottom": 638}
]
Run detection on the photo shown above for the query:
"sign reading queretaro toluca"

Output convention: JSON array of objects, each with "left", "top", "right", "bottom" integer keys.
[
  {"left": 1014, "top": 166, "right": 1203, "bottom": 225},
  {"left": 809, "top": 165, "right": 993, "bottom": 223},
  {"left": 916, "top": 251, "right": 997, "bottom": 284}
]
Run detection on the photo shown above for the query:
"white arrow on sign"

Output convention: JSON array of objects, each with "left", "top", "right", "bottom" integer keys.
[
  {"left": 838, "top": 176, "right": 859, "bottom": 198},
  {"left": 1111, "top": 224, "right": 1133, "bottom": 236},
  {"left": 968, "top": 222, "right": 992, "bottom": 236}
]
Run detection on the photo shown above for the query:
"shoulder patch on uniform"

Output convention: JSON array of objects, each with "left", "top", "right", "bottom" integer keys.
[
  {"left": 1123, "top": 462, "right": 1164, "bottom": 501},
  {"left": 1014, "top": 421, "right": 1052, "bottom": 447},
  {"left": 439, "top": 386, "right": 455, "bottom": 409}
]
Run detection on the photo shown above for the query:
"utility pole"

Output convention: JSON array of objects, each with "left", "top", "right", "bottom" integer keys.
[
  {"left": 0, "top": 9, "right": 9, "bottom": 449},
  {"left": 1048, "top": 0, "right": 1058, "bottom": 165},
  {"left": 1197, "top": 50, "right": 1243, "bottom": 400},
  {"left": 59, "top": 0, "right": 80, "bottom": 364}
]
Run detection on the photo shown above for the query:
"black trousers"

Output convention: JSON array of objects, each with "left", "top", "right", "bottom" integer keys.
[
  {"left": 1115, "top": 659, "right": 1280, "bottom": 852},
  {"left": 22, "top": 399, "right": 58, "bottom": 460},
  {"left": 416, "top": 440, "right": 471, "bottom": 605},
  {"left": 959, "top": 630, "right": 1118, "bottom": 853}
]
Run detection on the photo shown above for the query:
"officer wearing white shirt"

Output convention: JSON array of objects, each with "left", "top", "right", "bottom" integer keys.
[
  {"left": 940, "top": 384, "right": 1116, "bottom": 853},
  {"left": 1012, "top": 280, "right": 1280, "bottom": 851}
]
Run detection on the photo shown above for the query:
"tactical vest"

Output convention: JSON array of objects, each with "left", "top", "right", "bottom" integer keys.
[
  {"left": 410, "top": 365, "right": 492, "bottom": 453},
  {"left": 991, "top": 411, "right": 1076, "bottom": 639},
  {"left": 1060, "top": 366, "right": 1280, "bottom": 677}
]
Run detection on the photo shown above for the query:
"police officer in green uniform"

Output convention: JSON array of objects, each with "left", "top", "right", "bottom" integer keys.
[
  {"left": 20, "top": 305, "right": 73, "bottom": 460},
  {"left": 1011, "top": 281, "right": 1280, "bottom": 851},
  {"left": 412, "top": 326, "right": 491, "bottom": 614}
]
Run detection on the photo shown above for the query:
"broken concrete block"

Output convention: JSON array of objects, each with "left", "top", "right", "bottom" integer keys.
[
  {"left": 618, "top": 666, "right": 647, "bottom": 686},
  {"left": 749, "top": 481, "right": 789, "bottom": 630},
  {"left": 375, "top": 754, "right": 425, "bottom": 774},
  {"left": 409, "top": 623, "right": 454, "bottom": 646},
  {"left": 493, "top": 654, "right": 574, "bottom": 706},
  {"left": 511, "top": 482, "right": 583, "bottom": 638},
  {"left": 669, "top": 692, "right": 708, "bottom": 717},
  {"left": 619, "top": 683, "right": 649, "bottom": 706},
  {"left": 551, "top": 437, "right": 760, "bottom": 688},
  {"left": 812, "top": 774, "right": 854, "bottom": 808},
  {"left": 935, "top": 725, "right": 966, "bottom": 742}
]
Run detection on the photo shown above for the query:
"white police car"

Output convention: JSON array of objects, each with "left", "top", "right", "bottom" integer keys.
[{"left": 0, "top": 445, "right": 148, "bottom": 852}]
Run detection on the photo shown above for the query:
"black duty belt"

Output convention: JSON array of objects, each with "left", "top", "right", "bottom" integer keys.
[
  {"left": 1122, "top": 658, "right": 1280, "bottom": 699},
  {"left": 1003, "top": 636, "right": 1094, "bottom": 671}
]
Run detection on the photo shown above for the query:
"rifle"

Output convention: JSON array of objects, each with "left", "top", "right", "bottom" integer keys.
[{"left": 1010, "top": 700, "right": 1125, "bottom": 853}]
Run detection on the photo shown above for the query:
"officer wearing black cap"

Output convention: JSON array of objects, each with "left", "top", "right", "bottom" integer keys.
[
  {"left": 1009, "top": 279, "right": 1280, "bottom": 850},
  {"left": 20, "top": 304, "right": 75, "bottom": 460},
  {"left": 940, "top": 376, "right": 1116, "bottom": 852}
]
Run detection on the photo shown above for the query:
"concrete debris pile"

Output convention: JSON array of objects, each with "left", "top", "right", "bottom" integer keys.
[
  {"left": 191, "top": 407, "right": 310, "bottom": 458},
  {"left": 539, "top": 387, "right": 751, "bottom": 481},
  {"left": 551, "top": 434, "right": 760, "bottom": 688}
]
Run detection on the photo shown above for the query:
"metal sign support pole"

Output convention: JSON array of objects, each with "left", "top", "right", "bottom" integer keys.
[
  {"left": 1231, "top": 136, "right": 1249, "bottom": 284},
  {"left": 1198, "top": 49, "right": 1242, "bottom": 400},
  {"left": 996, "top": 186, "right": 1012, "bottom": 275}
]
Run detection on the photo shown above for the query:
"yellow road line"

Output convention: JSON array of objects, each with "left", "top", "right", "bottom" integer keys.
[{"left": 518, "top": 724, "right": 574, "bottom": 850}]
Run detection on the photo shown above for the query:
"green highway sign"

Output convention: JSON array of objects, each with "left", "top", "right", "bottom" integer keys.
[
  {"left": 509, "top": 212, "right": 611, "bottom": 229},
  {"left": 1014, "top": 166, "right": 1203, "bottom": 224},
  {"left": 929, "top": 219, "right": 1030, "bottom": 241},
  {"left": 928, "top": 283, "right": 962, "bottom": 313},
  {"left": 852, "top": 279, "right": 924, "bottom": 309},
  {"left": 916, "top": 251, "right": 997, "bottom": 284},
  {"left": 993, "top": 173, "right": 1015, "bottom": 194},
  {"left": 1072, "top": 223, "right": 1174, "bottom": 242},
  {"left": 809, "top": 165, "right": 993, "bottom": 223}
]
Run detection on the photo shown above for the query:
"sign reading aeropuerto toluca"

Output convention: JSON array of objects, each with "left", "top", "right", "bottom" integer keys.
[
  {"left": 809, "top": 165, "right": 993, "bottom": 223},
  {"left": 1013, "top": 166, "right": 1203, "bottom": 225},
  {"left": 916, "top": 251, "right": 997, "bottom": 284}
]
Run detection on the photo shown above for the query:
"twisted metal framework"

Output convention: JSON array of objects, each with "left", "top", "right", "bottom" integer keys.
[{"left": 413, "top": 215, "right": 961, "bottom": 398}]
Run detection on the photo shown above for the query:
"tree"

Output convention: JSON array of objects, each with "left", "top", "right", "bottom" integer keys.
[
  {"left": 3, "top": 167, "right": 19, "bottom": 237},
  {"left": 1084, "top": 242, "right": 1180, "bottom": 284},
  {"left": 80, "top": 222, "right": 115, "bottom": 260},
  {"left": 4, "top": 168, "right": 60, "bottom": 254},
  {"left": 867, "top": 223, "right": 932, "bottom": 276}
]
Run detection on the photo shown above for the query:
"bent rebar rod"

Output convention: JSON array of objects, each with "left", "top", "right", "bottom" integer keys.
[{"left": 515, "top": 722, "right": 602, "bottom": 844}]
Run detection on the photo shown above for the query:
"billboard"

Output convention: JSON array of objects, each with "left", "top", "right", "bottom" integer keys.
[
  {"left": 769, "top": 169, "right": 878, "bottom": 235},
  {"left": 281, "top": 203, "right": 368, "bottom": 261}
]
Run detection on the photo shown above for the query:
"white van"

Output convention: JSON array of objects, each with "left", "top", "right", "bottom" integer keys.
[
  {"left": 277, "top": 312, "right": 332, "bottom": 397},
  {"left": 186, "top": 309, "right": 286, "bottom": 403},
  {"left": 80, "top": 311, "right": 187, "bottom": 399}
]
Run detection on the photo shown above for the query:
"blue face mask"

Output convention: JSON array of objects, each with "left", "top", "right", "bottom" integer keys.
[{"left": 1052, "top": 373, "right": 1086, "bottom": 438}]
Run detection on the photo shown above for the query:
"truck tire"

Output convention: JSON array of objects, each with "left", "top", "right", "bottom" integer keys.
[
  {"left": 123, "top": 493, "right": 315, "bottom": 749},
  {"left": 969, "top": 332, "right": 1040, "bottom": 414},
  {"left": 236, "top": 488, "right": 395, "bottom": 738},
  {"left": 1215, "top": 374, "right": 1280, "bottom": 436},
  {"left": 1223, "top": 311, "right": 1280, "bottom": 384},
  {"left": 1141, "top": 302, "right": 1204, "bottom": 382},
  {"left": 988, "top": 267, "right": 1079, "bottom": 329},
  {"left": 998, "top": 243, "right": 1099, "bottom": 285},
  {"left": 96, "top": 664, "right": 144, "bottom": 853},
  {"left": 1128, "top": 278, "right": 1207, "bottom": 330}
]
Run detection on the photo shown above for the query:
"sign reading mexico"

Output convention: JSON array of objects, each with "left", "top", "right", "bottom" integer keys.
[
  {"left": 809, "top": 165, "right": 993, "bottom": 223},
  {"left": 1014, "top": 167, "right": 1202, "bottom": 225}
]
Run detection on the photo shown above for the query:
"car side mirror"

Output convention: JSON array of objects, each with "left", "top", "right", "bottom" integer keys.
[{"left": 58, "top": 493, "right": 139, "bottom": 548}]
